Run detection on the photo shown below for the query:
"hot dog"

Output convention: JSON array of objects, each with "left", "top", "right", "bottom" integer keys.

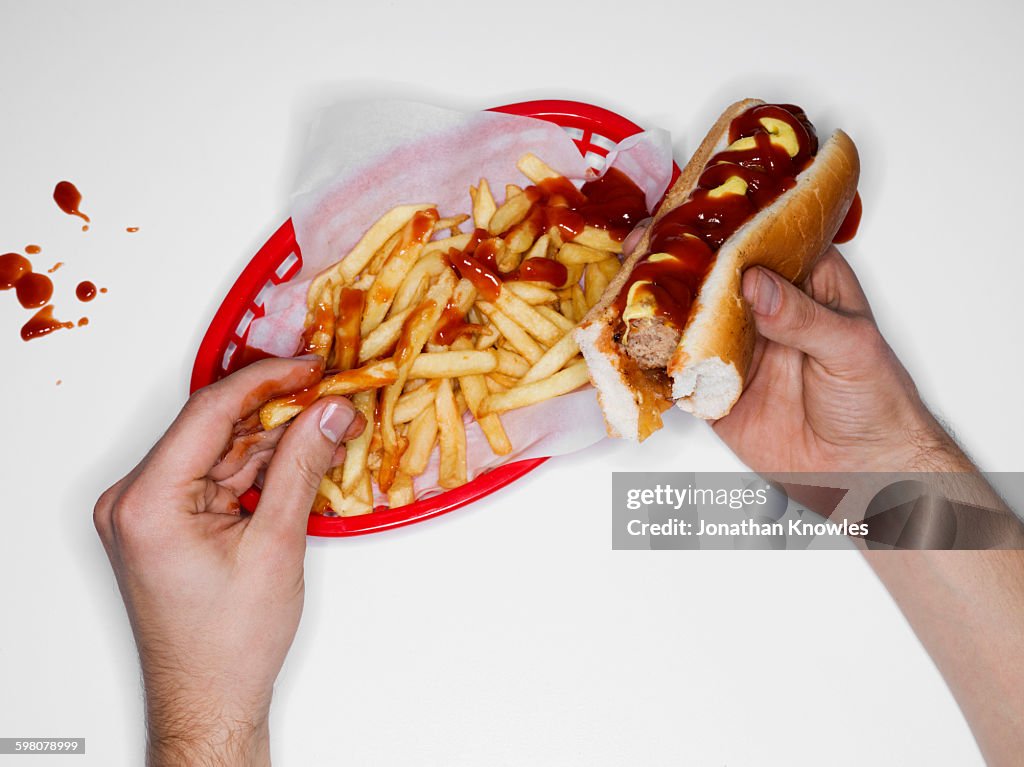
[{"left": 575, "top": 100, "right": 860, "bottom": 441}]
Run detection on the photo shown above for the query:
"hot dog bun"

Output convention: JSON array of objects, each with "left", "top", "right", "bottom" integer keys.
[{"left": 575, "top": 99, "right": 860, "bottom": 440}]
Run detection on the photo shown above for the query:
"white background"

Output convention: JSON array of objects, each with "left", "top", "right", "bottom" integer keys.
[{"left": 1, "top": 1, "right": 1021, "bottom": 764}]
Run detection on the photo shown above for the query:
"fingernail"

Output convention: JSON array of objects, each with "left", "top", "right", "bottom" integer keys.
[
  {"left": 747, "top": 269, "right": 781, "bottom": 316},
  {"left": 319, "top": 403, "right": 354, "bottom": 443}
]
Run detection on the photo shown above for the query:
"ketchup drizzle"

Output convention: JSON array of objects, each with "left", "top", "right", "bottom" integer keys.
[
  {"left": 442, "top": 167, "right": 649, "bottom": 343},
  {"left": 614, "top": 103, "right": 857, "bottom": 332}
]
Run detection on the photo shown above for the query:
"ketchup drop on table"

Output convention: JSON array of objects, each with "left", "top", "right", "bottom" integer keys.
[
  {"left": 2, "top": 249, "right": 102, "bottom": 341},
  {"left": 53, "top": 181, "right": 90, "bottom": 225},
  {"left": 21, "top": 306, "right": 74, "bottom": 341},
  {"left": 76, "top": 281, "right": 97, "bottom": 302}
]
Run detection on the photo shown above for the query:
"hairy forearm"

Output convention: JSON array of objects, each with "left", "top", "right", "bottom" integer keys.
[
  {"left": 867, "top": 549, "right": 1024, "bottom": 766},
  {"left": 866, "top": 432, "right": 1024, "bottom": 765}
]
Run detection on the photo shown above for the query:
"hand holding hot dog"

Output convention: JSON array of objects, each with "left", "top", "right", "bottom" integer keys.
[
  {"left": 711, "top": 246, "right": 970, "bottom": 473},
  {"left": 93, "top": 358, "right": 363, "bottom": 766}
]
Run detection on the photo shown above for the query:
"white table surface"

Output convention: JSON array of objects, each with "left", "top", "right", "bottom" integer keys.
[{"left": 2, "top": 1, "right": 1021, "bottom": 764}]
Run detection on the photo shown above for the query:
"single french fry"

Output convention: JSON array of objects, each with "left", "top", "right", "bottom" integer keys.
[
  {"left": 366, "top": 230, "right": 402, "bottom": 275},
  {"left": 394, "top": 379, "right": 441, "bottom": 424},
  {"left": 486, "top": 371, "right": 520, "bottom": 389},
  {"left": 359, "top": 306, "right": 413, "bottom": 362},
  {"left": 434, "top": 213, "right": 469, "bottom": 232},
  {"left": 478, "top": 413, "right": 511, "bottom": 455},
  {"left": 435, "top": 378, "right": 467, "bottom": 489},
  {"left": 387, "top": 471, "right": 416, "bottom": 509},
  {"left": 571, "top": 284, "right": 587, "bottom": 322},
  {"left": 408, "top": 350, "right": 498, "bottom": 379},
  {"left": 535, "top": 304, "right": 576, "bottom": 333},
  {"left": 525, "top": 232, "right": 550, "bottom": 261},
  {"left": 472, "top": 178, "right": 497, "bottom": 230},
  {"left": 584, "top": 262, "right": 610, "bottom": 309},
  {"left": 495, "top": 289, "right": 562, "bottom": 346},
  {"left": 356, "top": 471, "right": 374, "bottom": 507},
  {"left": 516, "top": 152, "right": 561, "bottom": 184},
  {"left": 392, "top": 251, "right": 447, "bottom": 315},
  {"left": 575, "top": 226, "right": 624, "bottom": 254},
  {"left": 334, "top": 287, "right": 365, "bottom": 371},
  {"left": 504, "top": 281, "right": 559, "bottom": 306},
  {"left": 260, "top": 359, "right": 397, "bottom": 430},
  {"left": 595, "top": 256, "right": 621, "bottom": 282},
  {"left": 341, "top": 389, "right": 377, "bottom": 494},
  {"left": 495, "top": 347, "right": 530, "bottom": 378},
  {"left": 557, "top": 241, "right": 613, "bottom": 265},
  {"left": 480, "top": 360, "right": 590, "bottom": 415},
  {"left": 488, "top": 191, "right": 533, "bottom": 235},
  {"left": 495, "top": 242, "right": 521, "bottom": 273},
  {"left": 520, "top": 331, "right": 580, "bottom": 385},
  {"left": 400, "top": 403, "right": 438, "bottom": 475},
  {"left": 421, "top": 232, "right": 472, "bottom": 260},
  {"left": 476, "top": 302, "right": 543, "bottom": 364},
  {"left": 361, "top": 209, "right": 439, "bottom": 336},
  {"left": 559, "top": 291, "right": 576, "bottom": 323},
  {"left": 299, "top": 283, "right": 335, "bottom": 360},
  {"left": 564, "top": 263, "right": 584, "bottom": 288},
  {"left": 547, "top": 225, "right": 564, "bottom": 250},
  {"left": 473, "top": 322, "right": 501, "bottom": 350},
  {"left": 504, "top": 219, "right": 541, "bottom": 255},
  {"left": 505, "top": 184, "right": 523, "bottom": 199}
]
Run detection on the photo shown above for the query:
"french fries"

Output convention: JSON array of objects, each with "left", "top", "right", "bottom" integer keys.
[
  {"left": 435, "top": 378, "right": 467, "bottom": 489},
  {"left": 259, "top": 154, "right": 633, "bottom": 516},
  {"left": 480, "top": 360, "right": 591, "bottom": 415}
]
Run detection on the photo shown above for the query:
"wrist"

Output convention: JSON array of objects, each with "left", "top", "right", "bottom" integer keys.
[
  {"left": 144, "top": 684, "right": 271, "bottom": 767},
  {"left": 895, "top": 410, "right": 975, "bottom": 474},
  {"left": 147, "top": 714, "right": 269, "bottom": 767}
]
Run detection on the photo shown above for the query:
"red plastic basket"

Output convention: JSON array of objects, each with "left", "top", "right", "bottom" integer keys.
[{"left": 191, "top": 99, "right": 666, "bottom": 536}]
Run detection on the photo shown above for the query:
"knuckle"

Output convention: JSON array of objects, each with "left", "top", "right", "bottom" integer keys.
[
  {"left": 184, "top": 385, "right": 217, "bottom": 414},
  {"left": 92, "top": 500, "right": 112, "bottom": 541},
  {"left": 108, "top": 486, "right": 152, "bottom": 546}
]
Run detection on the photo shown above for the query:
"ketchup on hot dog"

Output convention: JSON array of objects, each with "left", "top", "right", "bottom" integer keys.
[{"left": 614, "top": 104, "right": 822, "bottom": 334}]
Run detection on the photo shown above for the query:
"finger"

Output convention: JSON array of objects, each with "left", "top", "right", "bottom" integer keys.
[
  {"left": 209, "top": 424, "right": 286, "bottom": 483},
  {"left": 742, "top": 266, "right": 864, "bottom": 370},
  {"left": 621, "top": 217, "right": 652, "bottom": 257},
  {"left": 146, "top": 357, "right": 324, "bottom": 484},
  {"left": 803, "top": 246, "right": 873, "bottom": 318},
  {"left": 248, "top": 396, "right": 358, "bottom": 546},
  {"left": 214, "top": 448, "right": 276, "bottom": 498}
]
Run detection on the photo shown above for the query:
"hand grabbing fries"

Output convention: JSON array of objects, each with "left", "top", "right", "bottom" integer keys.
[{"left": 257, "top": 154, "right": 649, "bottom": 515}]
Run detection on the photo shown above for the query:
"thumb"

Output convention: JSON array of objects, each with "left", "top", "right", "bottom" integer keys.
[
  {"left": 742, "top": 266, "right": 861, "bottom": 369},
  {"left": 248, "top": 396, "right": 358, "bottom": 545}
]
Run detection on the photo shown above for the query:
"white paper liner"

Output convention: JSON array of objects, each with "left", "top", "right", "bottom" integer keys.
[{"left": 246, "top": 100, "right": 673, "bottom": 500}]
